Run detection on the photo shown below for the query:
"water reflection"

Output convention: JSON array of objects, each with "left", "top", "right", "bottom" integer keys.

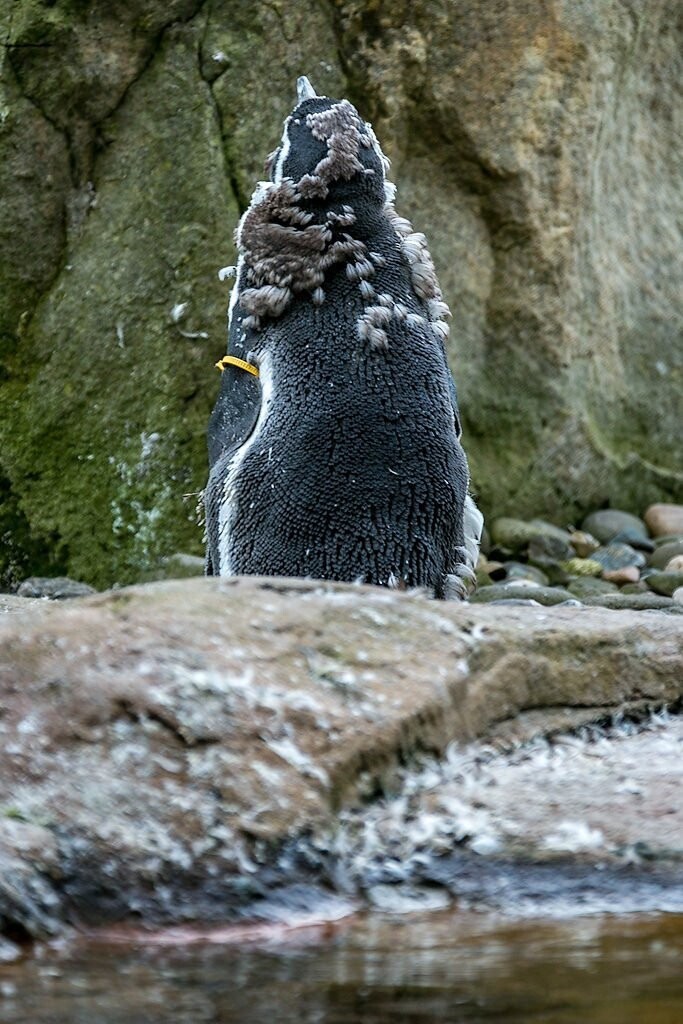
[{"left": 2, "top": 911, "right": 683, "bottom": 1023}]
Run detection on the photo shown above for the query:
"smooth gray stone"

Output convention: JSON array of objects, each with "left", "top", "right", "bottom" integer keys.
[
  {"left": 582, "top": 510, "right": 649, "bottom": 545},
  {"left": 591, "top": 543, "right": 646, "bottom": 571},
  {"left": 645, "top": 571, "right": 683, "bottom": 597},
  {"left": 470, "top": 583, "right": 575, "bottom": 605}
]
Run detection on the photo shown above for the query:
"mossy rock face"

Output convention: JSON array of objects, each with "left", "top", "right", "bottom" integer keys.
[
  {"left": 1, "top": 19, "right": 237, "bottom": 588},
  {"left": 0, "top": 68, "right": 70, "bottom": 356},
  {"left": 0, "top": 1, "right": 346, "bottom": 588},
  {"left": 1, "top": 1, "right": 682, "bottom": 586}
]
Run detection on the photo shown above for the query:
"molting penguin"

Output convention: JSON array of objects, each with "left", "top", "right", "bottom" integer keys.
[{"left": 204, "top": 77, "right": 483, "bottom": 598}]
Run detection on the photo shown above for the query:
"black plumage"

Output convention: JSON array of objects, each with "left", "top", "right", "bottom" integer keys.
[{"left": 204, "top": 78, "right": 482, "bottom": 597}]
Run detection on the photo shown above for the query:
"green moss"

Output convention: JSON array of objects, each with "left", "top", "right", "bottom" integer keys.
[
  {"left": 1, "top": 806, "right": 29, "bottom": 822},
  {"left": 0, "top": 22, "right": 238, "bottom": 588},
  {"left": 0, "top": 66, "right": 69, "bottom": 348},
  {"left": 0, "top": 474, "right": 69, "bottom": 590}
]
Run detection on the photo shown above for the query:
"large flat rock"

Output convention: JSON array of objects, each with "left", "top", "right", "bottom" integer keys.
[{"left": 1, "top": 577, "right": 682, "bottom": 939}]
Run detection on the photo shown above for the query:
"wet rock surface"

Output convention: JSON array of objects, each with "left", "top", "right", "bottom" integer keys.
[
  {"left": 340, "top": 715, "right": 683, "bottom": 906},
  {"left": 1, "top": 576, "right": 682, "bottom": 942}
]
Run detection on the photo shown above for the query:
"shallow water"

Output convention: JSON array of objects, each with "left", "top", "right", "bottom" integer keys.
[{"left": 2, "top": 910, "right": 682, "bottom": 1023}]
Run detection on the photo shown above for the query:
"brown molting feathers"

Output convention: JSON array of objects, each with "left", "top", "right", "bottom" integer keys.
[
  {"left": 357, "top": 293, "right": 422, "bottom": 352},
  {"left": 383, "top": 203, "right": 452, "bottom": 342},
  {"left": 357, "top": 304, "right": 391, "bottom": 352},
  {"left": 234, "top": 101, "right": 380, "bottom": 330},
  {"left": 239, "top": 284, "right": 291, "bottom": 321},
  {"left": 351, "top": 197, "right": 452, "bottom": 350},
  {"left": 231, "top": 91, "right": 450, "bottom": 351},
  {"left": 237, "top": 177, "right": 366, "bottom": 329},
  {"left": 346, "top": 257, "right": 375, "bottom": 282},
  {"left": 327, "top": 205, "right": 357, "bottom": 228},
  {"left": 297, "top": 100, "right": 373, "bottom": 200}
]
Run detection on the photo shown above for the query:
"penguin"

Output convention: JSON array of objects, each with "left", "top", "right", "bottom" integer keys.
[{"left": 204, "top": 76, "right": 483, "bottom": 598}]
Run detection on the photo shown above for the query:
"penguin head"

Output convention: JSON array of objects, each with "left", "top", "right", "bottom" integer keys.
[
  {"left": 232, "top": 78, "right": 395, "bottom": 334},
  {"left": 266, "top": 77, "right": 389, "bottom": 206}
]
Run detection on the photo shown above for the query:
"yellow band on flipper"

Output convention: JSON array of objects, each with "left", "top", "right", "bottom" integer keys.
[{"left": 215, "top": 355, "right": 259, "bottom": 376}]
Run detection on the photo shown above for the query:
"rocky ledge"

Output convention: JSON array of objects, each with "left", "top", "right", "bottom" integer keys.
[{"left": 1, "top": 577, "right": 682, "bottom": 953}]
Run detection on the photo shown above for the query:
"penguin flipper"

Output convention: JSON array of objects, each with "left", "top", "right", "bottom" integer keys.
[
  {"left": 205, "top": 352, "right": 261, "bottom": 575},
  {"left": 207, "top": 363, "right": 260, "bottom": 469}
]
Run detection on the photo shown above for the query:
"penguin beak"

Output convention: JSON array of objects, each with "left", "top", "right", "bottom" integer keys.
[{"left": 296, "top": 76, "right": 317, "bottom": 103}]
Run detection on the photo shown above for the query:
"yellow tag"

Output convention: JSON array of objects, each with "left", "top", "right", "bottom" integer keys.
[{"left": 215, "top": 355, "right": 259, "bottom": 376}]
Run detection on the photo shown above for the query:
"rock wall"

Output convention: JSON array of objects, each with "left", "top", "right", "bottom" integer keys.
[
  {"left": 1, "top": 1, "right": 681, "bottom": 587},
  {"left": 341, "top": 0, "right": 683, "bottom": 508}
]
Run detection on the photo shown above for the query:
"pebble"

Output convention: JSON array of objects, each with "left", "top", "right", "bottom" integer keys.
[
  {"left": 527, "top": 518, "right": 573, "bottom": 542},
  {"left": 139, "top": 552, "right": 206, "bottom": 582},
  {"left": 497, "top": 561, "right": 550, "bottom": 586},
  {"left": 489, "top": 518, "right": 532, "bottom": 552},
  {"left": 527, "top": 536, "right": 573, "bottom": 572},
  {"left": 644, "top": 503, "right": 683, "bottom": 538},
  {"left": 567, "top": 577, "right": 618, "bottom": 599},
  {"left": 469, "top": 583, "right": 575, "bottom": 606},
  {"left": 648, "top": 540, "right": 683, "bottom": 570},
  {"left": 559, "top": 558, "right": 602, "bottom": 577},
  {"left": 581, "top": 509, "right": 649, "bottom": 545},
  {"left": 16, "top": 576, "right": 96, "bottom": 600},
  {"left": 580, "top": 592, "right": 679, "bottom": 612},
  {"left": 644, "top": 571, "right": 683, "bottom": 598},
  {"left": 489, "top": 517, "right": 571, "bottom": 553},
  {"left": 609, "top": 529, "right": 655, "bottom": 553},
  {"left": 619, "top": 582, "right": 650, "bottom": 594},
  {"left": 529, "top": 564, "right": 571, "bottom": 587},
  {"left": 568, "top": 530, "right": 600, "bottom": 557},
  {"left": 673, "top": 587, "right": 683, "bottom": 606},
  {"left": 476, "top": 559, "right": 504, "bottom": 586},
  {"left": 666, "top": 556, "right": 683, "bottom": 572},
  {"left": 590, "top": 543, "right": 646, "bottom": 573},
  {"left": 602, "top": 566, "right": 641, "bottom": 586},
  {"left": 653, "top": 534, "right": 683, "bottom": 547}
]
